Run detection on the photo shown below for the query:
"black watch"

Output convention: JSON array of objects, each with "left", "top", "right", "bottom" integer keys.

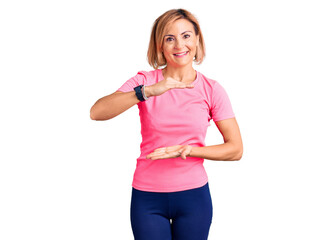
[{"left": 134, "top": 85, "right": 146, "bottom": 102}]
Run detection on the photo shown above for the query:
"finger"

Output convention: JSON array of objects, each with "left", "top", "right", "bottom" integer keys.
[
  {"left": 180, "top": 146, "right": 192, "bottom": 159},
  {"left": 146, "top": 149, "right": 166, "bottom": 158},
  {"left": 174, "top": 84, "right": 194, "bottom": 89},
  {"left": 180, "top": 149, "right": 187, "bottom": 160},
  {"left": 150, "top": 154, "right": 170, "bottom": 160},
  {"left": 149, "top": 152, "right": 173, "bottom": 160},
  {"left": 147, "top": 151, "right": 164, "bottom": 159},
  {"left": 152, "top": 147, "right": 166, "bottom": 153},
  {"left": 150, "top": 150, "right": 181, "bottom": 160},
  {"left": 152, "top": 146, "right": 180, "bottom": 154},
  {"left": 147, "top": 152, "right": 163, "bottom": 159},
  {"left": 183, "top": 147, "right": 191, "bottom": 156},
  {"left": 150, "top": 156, "right": 162, "bottom": 160},
  {"left": 146, "top": 146, "right": 183, "bottom": 159}
]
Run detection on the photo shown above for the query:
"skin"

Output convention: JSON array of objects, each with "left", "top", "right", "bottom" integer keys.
[
  {"left": 160, "top": 19, "right": 199, "bottom": 83},
  {"left": 145, "top": 19, "right": 243, "bottom": 161},
  {"left": 143, "top": 19, "right": 199, "bottom": 98}
]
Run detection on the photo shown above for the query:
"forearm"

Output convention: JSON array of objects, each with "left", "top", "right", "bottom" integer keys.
[
  {"left": 90, "top": 91, "right": 140, "bottom": 120},
  {"left": 189, "top": 142, "right": 242, "bottom": 161},
  {"left": 90, "top": 86, "right": 154, "bottom": 121}
]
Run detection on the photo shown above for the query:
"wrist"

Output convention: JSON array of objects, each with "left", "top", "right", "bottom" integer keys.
[
  {"left": 144, "top": 85, "right": 152, "bottom": 98},
  {"left": 188, "top": 146, "right": 197, "bottom": 157}
]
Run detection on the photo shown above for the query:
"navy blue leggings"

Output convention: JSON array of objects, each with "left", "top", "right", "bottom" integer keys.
[{"left": 130, "top": 182, "right": 213, "bottom": 240}]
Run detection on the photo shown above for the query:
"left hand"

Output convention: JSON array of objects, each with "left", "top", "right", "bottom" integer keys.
[{"left": 146, "top": 145, "right": 193, "bottom": 160}]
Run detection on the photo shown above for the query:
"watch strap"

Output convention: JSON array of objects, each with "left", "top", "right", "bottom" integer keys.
[{"left": 134, "top": 85, "right": 146, "bottom": 102}]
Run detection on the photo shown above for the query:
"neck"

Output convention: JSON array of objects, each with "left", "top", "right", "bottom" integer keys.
[{"left": 162, "top": 64, "right": 196, "bottom": 83}]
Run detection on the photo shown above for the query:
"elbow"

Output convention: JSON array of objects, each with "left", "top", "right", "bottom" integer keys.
[
  {"left": 90, "top": 106, "right": 98, "bottom": 120},
  {"left": 234, "top": 152, "right": 243, "bottom": 161},
  {"left": 90, "top": 111, "right": 97, "bottom": 120},
  {"left": 232, "top": 146, "right": 243, "bottom": 161},
  {"left": 90, "top": 106, "right": 105, "bottom": 121},
  {"left": 90, "top": 106, "right": 113, "bottom": 121}
]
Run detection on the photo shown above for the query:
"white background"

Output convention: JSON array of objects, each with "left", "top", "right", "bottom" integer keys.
[{"left": 1, "top": 0, "right": 332, "bottom": 239}]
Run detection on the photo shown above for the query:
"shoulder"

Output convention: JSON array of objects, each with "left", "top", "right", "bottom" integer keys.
[
  {"left": 137, "top": 69, "right": 161, "bottom": 79},
  {"left": 198, "top": 71, "right": 224, "bottom": 90},
  {"left": 197, "top": 72, "right": 232, "bottom": 106}
]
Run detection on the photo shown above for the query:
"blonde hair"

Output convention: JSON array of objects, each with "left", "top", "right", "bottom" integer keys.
[{"left": 147, "top": 9, "right": 206, "bottom": 69}]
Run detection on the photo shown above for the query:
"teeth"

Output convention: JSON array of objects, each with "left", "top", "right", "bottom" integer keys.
[{"left": 175, "top": 52, "right": 187, "bottom": 56}]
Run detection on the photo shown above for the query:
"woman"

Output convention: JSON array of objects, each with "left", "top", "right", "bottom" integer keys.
[{"left": 90, "top": 8, "right": 243, "bottom": 240}]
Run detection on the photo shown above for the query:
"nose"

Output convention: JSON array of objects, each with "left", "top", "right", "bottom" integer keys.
[{"left": 174, "top": 38, "right": 184, "bottom": 49}]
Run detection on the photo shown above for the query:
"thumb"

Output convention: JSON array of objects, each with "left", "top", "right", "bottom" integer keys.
[
  {"left": 179, "top": 149, "right": 186, "bottom": 160},
  {"left": 181, "top": 146, "right": 192, "bottom": 160},
  {"left": 185, "top": 146, "right": 193, "bottom": 157}
]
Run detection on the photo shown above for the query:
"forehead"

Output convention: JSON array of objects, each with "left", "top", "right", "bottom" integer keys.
[{"left": 164, "top": 18, "right": 195, "bottom": 35}]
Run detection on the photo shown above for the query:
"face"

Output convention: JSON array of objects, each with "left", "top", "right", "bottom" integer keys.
[{"left": 161, "top": 19, "right": 199, "bottom": 68}]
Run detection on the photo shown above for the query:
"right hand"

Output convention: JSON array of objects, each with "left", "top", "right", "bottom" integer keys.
[{"left": 145, "top": 76, "right": 195, "bottom": 97}]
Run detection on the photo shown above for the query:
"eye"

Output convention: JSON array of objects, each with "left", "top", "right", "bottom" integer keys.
[
  {"left": 166, "top": 37, "right": 174, "bottom": 42},
  {"left": 184, "top": 34, "right": 191, "bottom": 39}
]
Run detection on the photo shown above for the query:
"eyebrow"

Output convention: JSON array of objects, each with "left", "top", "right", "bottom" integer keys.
[{"left": 164, "top": 31, "right": 192, "bottom": 38}]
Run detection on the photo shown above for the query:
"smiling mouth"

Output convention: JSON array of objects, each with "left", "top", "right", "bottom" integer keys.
[{"left": 173, "top": 51, "right": 189, "bottom": 56}]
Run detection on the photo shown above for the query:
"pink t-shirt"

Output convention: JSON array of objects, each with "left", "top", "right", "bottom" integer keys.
[{"left": 117, "top": 69, "right": 235, "bottom": 192}]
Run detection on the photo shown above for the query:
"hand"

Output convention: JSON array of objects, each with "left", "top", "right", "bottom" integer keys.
[
  {"left": 146, "top": 76, "right": 195, "bottom": 97},
  {"left": 146, "top": 145, "right": 193, "bottom": 160}
]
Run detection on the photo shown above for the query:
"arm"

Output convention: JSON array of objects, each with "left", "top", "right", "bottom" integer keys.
[
  {"left": 146, "top": 117, "right": 243, "bottom": 161},
  {"left": 90, "top": 75, "right": 194, "bottom": 121},
  {"left": 90, "top": 86, "right": 153, "bottom": 121},
  {"left": 189, "top": 118, "right": 243, "bottom": 161}
]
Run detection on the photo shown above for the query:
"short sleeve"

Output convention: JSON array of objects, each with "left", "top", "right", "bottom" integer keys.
[
  {"left": 210, "top": 81, "right": 235, "bottom": 122},
  {"left": 117, "top": 72, "right": 146, "bottom": 93}
]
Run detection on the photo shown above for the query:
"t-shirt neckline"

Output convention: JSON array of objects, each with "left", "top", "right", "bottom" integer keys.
[{"left": 158, "top": 68, "right": 199, "bottom": 86}]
